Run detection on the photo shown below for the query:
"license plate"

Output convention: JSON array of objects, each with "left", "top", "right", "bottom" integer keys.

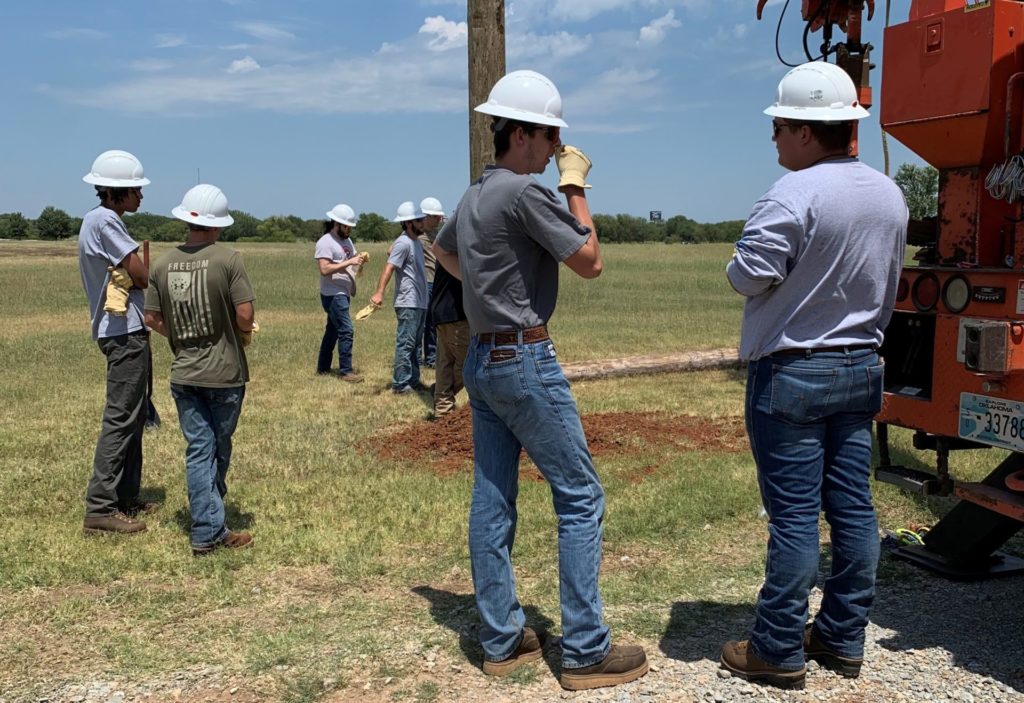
[{"left": 959, "top": 392, "right": 1024, "bottom": 452}]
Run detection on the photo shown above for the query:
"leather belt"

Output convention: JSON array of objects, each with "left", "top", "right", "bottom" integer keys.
[
  {"left": 772, "top": 344, "right": 876, "bottom": 356},
  {"left": 477, "top": 325, "right": 549, "bottom": 345}
]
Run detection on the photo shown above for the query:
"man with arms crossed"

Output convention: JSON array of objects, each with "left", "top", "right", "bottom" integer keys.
[
  {"left": 434, "top": 70, "right": 648, "bottom": 691},
  {"left": 145, "top": 184, "right": 256, "bottom": 556},
  {"left": 79, "top": 149, "right": 155, "bottom": 535},
  {"left": 720, "top": 61, "right": 907, "bottom": 689}
]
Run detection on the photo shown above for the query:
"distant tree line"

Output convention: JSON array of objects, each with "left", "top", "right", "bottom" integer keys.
[{"left": 0, "top": 207, "right": 745, "bottom": 244}]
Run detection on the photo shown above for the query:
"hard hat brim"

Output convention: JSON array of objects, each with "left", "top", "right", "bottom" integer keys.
[
  {"left": 763, "top": 104, "right": 869, "bottom": 121},
  {"left": 172, "top": 206, "right": 234, "bottom": 228},
  {"left": 474, "top": 102, "right": 568, "bottom": 128},
  {"left": 83, "top": 174, "right": 152, "bottom": 187},
  {"left": 326, "top": 211, "right": 357, "bottom": 226}
]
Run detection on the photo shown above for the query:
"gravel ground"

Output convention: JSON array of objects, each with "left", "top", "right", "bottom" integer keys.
[{"left": 4, "top": 565, "right": 1023, "bottom": 703}]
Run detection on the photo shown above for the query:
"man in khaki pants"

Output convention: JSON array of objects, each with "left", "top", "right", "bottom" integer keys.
[{"left": 428, "top": 260, "right": 468, "bottom": 416}]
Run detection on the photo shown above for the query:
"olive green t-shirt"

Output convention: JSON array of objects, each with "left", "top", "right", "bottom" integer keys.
[{"left": 145, "top": 243, "right": 255, "bottom": 388}]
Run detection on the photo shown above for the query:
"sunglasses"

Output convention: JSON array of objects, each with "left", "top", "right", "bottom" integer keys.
[{"left": 772, "top": 121, "right": 801, "bottom": 138}]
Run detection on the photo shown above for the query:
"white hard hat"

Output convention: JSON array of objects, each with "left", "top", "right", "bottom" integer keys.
[
  {"left": 172, "top": 184, "right": 234, "bottom": 228},
  {"left": 420, "top": 197, "right": 444, "bottom": 216},
  {"left": 82, "top": 150, "right": 151, "bottom": 187},
  {"left": 326, "top": 203, "right": 357, "bottom": 227},
  {"left": 394, "top": 200, "right": 425, "bottom": 223},
  {"left": 764, "top": 61, "right": 869, "bottom": 122},
  {"left": 474, "top": 69, "right": 568, "bottom": 128}
]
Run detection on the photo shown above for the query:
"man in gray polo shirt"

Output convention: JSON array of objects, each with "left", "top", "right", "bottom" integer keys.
[
  {"left": 78, "top": 149, "right": 154, "bottom": 536},
  {"left": 434, "top": 69, "right": 648, "bottom": 691}
]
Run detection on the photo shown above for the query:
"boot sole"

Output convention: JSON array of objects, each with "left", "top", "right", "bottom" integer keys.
[
  {"left": 720, "top": 661, "right": 805, "bottom": 690},
  {"left": 481, "top": 647, "right": 543, "bottom": 676},
  {"left": 807, "top": 651, "right": 862, "bottom": 678},
  {"left": 83, "top": 526, "right": 147, "bottom": 536},
  {"left": 560, "top": 660, "right": 649, "bottom": 691}
]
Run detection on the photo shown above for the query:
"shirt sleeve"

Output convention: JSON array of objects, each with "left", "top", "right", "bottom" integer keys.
[
  {"left": 99, "top": 216, "right": 139, "bottom": 267},
  {"left": 515, "top": 182, "right": 590, "bottom": 262},
  {"left": 228, "top": 251, "right": 256, "bottom": 305},
  {"left": 387, "top": 238, "right": 409, "bottom": 268},
  {"left": 726, "top": 198, "right": 804, "bottom": 297},
  {"left": 143, "top": 276, "right": 162, "bottom": 312},
  {"left": 314, "top": 239, "right": 334, "bottom": 261}
]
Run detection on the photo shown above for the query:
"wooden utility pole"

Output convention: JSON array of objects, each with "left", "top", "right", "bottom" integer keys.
[{"left": 468, "top": 0, "right": 505, "bottom": 182}]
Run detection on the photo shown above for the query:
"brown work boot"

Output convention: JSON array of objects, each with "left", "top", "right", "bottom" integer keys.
[
  {"left": 560, "top": 644, "right": 649, "bottom": 691},
  {"left": 339, "top": 373, "right": 363, "bottom": 383},
  {"left": 192, "top": 530, "right": 254, "bottom": 557},
  {"left": 83, "top": 512, "right": 147, "bottom": 535},
  {"left": 720, "top": 640, "right": 805, "bottom": 690},
  {"left": 482, "top": 627, "right": 545, "bottom": 676},
  {"left": 804, "top": 625, "right": 863, "bottom": 678}
]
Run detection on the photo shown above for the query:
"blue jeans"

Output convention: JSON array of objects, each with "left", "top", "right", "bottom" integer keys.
[
  {"left": 422, "top": 282, "right": 436, "bottom": 366},
  {"left": 170, "top": 384, "right": 246, "bottom": 548},
  {"left": 317, "top": 294, "right": 354, "bottom": 375},
  {"left": 745, "top": 349, "right": 883, "bottom": 670},
  {"left": 464, "top": 336, "right": 610, "bottom": 668},
  {"left": 392, "top": 307, "right": 425, "bottom": 390}
]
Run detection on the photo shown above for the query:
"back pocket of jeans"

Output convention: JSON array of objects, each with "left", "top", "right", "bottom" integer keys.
[
  {"left": 769, "top": 364, "right": 837, "bottom": 423},
  {"left": 482, "top": 349, "right": 528, "bottom": 404}
]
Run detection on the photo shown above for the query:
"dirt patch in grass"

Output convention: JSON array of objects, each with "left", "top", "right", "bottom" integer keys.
[
  {"left": 0, "top": 244, "right": 79, "bottom": 258},
  {"left": 371, "top": 408, "right": 747, "bottom": 481}
]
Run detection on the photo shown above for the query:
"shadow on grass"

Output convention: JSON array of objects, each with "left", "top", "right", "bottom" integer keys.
[
  {"left": 137, "top": 486, "right": 167, "bottom": 505},
  {"left": 172, "top": 502, "right": 255, "bottom": 536},
  {"left": 411, "top": 585, "right": 560, "bottom": 678}
]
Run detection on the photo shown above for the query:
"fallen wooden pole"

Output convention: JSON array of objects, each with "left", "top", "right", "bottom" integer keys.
[{"left": 561, "top": 348, "right": 742, "bottom": 382}]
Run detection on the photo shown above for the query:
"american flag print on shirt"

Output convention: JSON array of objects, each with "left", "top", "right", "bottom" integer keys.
[{"left": 166, "top": 260, "right": 214, "bottom": 340}]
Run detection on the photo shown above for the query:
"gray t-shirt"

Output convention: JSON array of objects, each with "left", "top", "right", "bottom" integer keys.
[
  {"left": 434, "top": 165, "right": 590, "bottom": 334},
  {"left": 726, "top": 158, "right": 908, "bottom": 360},
  {"left": 387, "top": 234, "right": 427, "bottom": 309},
  {"left": 77, "top": 206, "right": 146, "bottom": 340},
  {"left": 314, "top": 232, "right": 358, "bottom": 297}
]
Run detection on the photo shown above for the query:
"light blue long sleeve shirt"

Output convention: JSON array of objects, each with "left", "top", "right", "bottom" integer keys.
[{"left": 726, "top": 158, "right": 908, "bottom": 361}]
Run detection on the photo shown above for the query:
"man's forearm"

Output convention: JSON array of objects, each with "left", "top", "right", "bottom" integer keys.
[{"left": 433, "top": 243, "right": 461, "bottom": 280}]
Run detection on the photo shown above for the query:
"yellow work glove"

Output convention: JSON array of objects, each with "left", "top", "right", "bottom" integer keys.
[
  {"left": 556, "top": 145, "right": 593, "bottom": 190},
  {"left": 103, "top": 266, "right": 135, "bottom": 315},
  {"left": 240, "top": 321, "right": 260, "bottom": 347},
  {"left": 354, "top": 302, "right": 379, "bottom": 321},
  {"left": 356, "top": 251, "right": 370, "bottom": 277}
]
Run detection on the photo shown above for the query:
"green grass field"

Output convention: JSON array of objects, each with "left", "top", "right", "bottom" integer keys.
[{"left": 0, "top": 240, "right": 1013, "bottom": 702}]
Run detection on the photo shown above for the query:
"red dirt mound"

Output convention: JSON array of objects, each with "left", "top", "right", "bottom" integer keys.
[{"left": 370, "top": 408, "right": 747, "bottom": 481}]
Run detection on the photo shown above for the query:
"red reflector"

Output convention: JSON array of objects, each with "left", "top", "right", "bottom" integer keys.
[
  {"left": 190, "top": 211, "right": 199, "bottom": 217},
  {"left": 912, "top": 273, "right": 940, "bottom": 311}
]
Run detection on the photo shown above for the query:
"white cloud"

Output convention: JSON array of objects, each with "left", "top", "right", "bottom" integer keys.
[
  {"left": 236, "top": 21, "right": 296, "bottom": 42},
  {"left": 566, "top": 67, "right": 662, "bottom": 117},
  {"left": 44, "top": 28, "right": 109, "bottom": 40},
  {"left": 46, "top": 47, "right": 468, "bottom": 117},
  {"left": 227, "top": 56, "right": 261, "bottom": 74},
  {"left": 638, "top": 10, "right": 681, "bottom": 46},
  {"left": 419, "top": 16, "right": 467, "bottom": 51},
  {"left": 508, "top": 31, "right": 593, "bottom": 61},
  {"left": 733, "top": 23, "right": 749, "bottom": 39},
  {"left": 155, "top": 34, "right": 186, "bottom": 49}
]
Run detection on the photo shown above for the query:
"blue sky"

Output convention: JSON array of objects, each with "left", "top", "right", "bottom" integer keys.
[{"left": 0, "top": 0, "right": 919, "bottom": 225}]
